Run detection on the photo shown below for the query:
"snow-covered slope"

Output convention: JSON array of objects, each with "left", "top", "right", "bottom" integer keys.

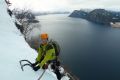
[{"left": 0, "top": 0, "right": 57, "bottom": 80}]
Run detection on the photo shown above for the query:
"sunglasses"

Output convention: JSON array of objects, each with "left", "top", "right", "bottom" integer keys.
[{"left": 41, "top": 39, "right": 48, "bottom": 43}]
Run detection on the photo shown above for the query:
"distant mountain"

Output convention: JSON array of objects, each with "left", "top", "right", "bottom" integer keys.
[
  {"left": 88, "top": 9, "right": 112, "bottom": 24},
  {"left": 69, "top": 10, "right": 89, "bottom": 19},
  {"left": 69, "top": 9, "right": 120, "bottom": 25}
]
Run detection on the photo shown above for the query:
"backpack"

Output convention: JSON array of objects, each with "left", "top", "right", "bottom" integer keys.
[{"left": 48, "top": 40, "right": 60, "bottom": 56}]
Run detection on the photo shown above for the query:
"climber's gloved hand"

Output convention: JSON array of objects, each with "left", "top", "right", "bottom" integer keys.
[
  {"left": 32, "top": 61, "right": 38, "bottom": 67},
  {"left": 42, "top": 63, "right": 48, "bottom": 69},
  {"left": 33, "top": 65, "right": 40, "bottom": 71}
]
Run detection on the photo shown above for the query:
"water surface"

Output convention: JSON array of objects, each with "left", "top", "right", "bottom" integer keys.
[{"left": 37, "top": 14, "right": 120, "bottom": 80}]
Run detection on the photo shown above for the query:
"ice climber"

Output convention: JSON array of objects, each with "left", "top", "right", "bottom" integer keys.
[{"left": 32, "top": 33, "right": 62, "bottom": 80}]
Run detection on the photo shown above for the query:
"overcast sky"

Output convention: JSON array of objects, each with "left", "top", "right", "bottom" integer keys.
[{"left": 9, "top": 0, "right": 120, "bottom": 12}]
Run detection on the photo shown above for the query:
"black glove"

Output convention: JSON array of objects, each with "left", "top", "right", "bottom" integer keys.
[
  {"left": 32, "top": 61, "right": 38, "bottom": 67},
  {"left": 33, "top": 66, "right": 40, "bottom": 71},
  {"left": 42, "top": 64, "right": 48, "bottom": 69}
]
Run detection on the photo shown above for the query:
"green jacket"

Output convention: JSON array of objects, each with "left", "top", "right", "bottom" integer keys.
[{"left": 36, "top": 44, "right": 56, "bottom": 68}]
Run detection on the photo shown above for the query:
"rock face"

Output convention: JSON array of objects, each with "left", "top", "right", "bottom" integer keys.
[
  {"left": 69, "top": 10, "right": 88, "bottom": 19},
  {"left": 88, "top": 9, "right": 112, "bottom": 24},
  {"left": 69, "top": 9, "right": 120, "bottom": 25}
]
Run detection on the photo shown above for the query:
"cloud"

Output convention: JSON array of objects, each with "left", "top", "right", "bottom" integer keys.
[{"left": 9, "top": 0, "right": 120, "bottom": 11}]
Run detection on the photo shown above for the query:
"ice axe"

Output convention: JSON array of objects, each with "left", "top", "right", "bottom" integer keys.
[{"left": 19, "top": 59, "right": 33, "bottom": 71}]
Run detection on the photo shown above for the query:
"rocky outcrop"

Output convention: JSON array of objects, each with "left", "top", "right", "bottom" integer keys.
[
  {"left": 88, "top": 9, "right": 112, "bottom": 24},
  {"left": 69, "top": 10, "right": 88, "bottom": 19},
  {"left": 69, "top": 9, "right": 120, "bottom": 25}
]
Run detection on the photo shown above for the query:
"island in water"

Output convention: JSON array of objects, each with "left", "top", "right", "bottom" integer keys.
[{"left": 69, "top": 9, "right": 120, "bottom": 27}]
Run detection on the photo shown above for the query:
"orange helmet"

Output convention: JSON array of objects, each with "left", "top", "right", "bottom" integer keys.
[{"left": 40, "top": 33, "right": 48, "bottom": 39}]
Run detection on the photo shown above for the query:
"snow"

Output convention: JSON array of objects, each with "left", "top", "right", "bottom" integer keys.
[
  {"left": 0, "top": 0, "right": 58, "bottom": 80},
  {"left": 110, "top": 22, "right": 120, "bottom": 28}
]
